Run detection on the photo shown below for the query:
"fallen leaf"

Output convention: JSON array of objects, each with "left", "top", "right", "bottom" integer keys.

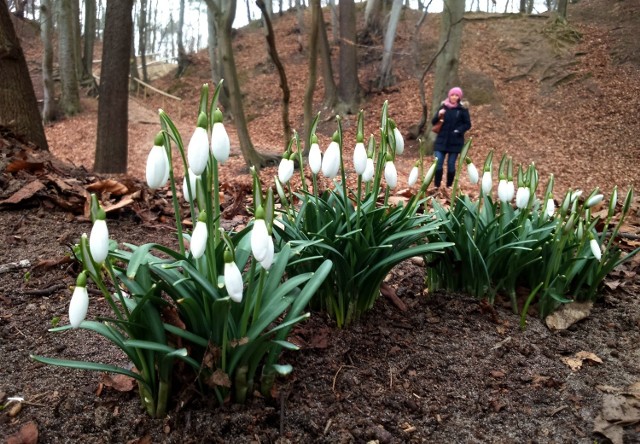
[
  {"left": 206, "top": 369, "right": 231, "bottom": 388},
  {"left": 5, "top": 421, "right": 38, "bottom": 444},
  {"left": 545, "top": 301, "right": 593, "bottom": 331},
  {"left": 87, "top": 179, "right": 130, "bottom": 196},
  {"left": 100, "top": 373, "right": 136, "bottom": 392},
  {"left": 0, "top": 180, "right": 45, "bottom": 205},
  {"left": 561, "top": 351, "right": 603, "bottom": 371},
  {"left": 5, "top": 159, "right": 44, "bottom": 173}
]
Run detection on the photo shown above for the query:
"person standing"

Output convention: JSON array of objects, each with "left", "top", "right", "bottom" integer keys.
[{"left": 431, "top": 87, "right": 472, "bottom": 190}]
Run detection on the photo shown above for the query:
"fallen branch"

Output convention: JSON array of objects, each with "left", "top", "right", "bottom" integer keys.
[{"left": 0, "top": 259, "right": 31, "bottom": 274}]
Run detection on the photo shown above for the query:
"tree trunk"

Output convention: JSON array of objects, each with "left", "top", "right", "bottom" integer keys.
[
  {"left": 303, "top": 0, "right": 320, "bottom": 152},
  {"left": 557, "top": 0, "right": 568, "bottom": 18},
  {"left": 58, "top": 0, "right": 81, "bottom": 116},
  {"left": 425, "top": 0, "right": 465, "bottom": 141},
  {"left": 40, "top": 0, "right": 58, "bottom": 124},
  {"left": 378, "top": 0, "right": 402, "bottom": 89},
  {"left": 328, "top": 0, "right": 338, "bottom": 44},
  {"left": 94, "top": 0, "right": 133, "bottom": 173},
  {"left": 71, "top": 0, "right": 82, "bottom": 78},
  {"left": 204, "top": 0, "right": 231, "bottom": 112},
  {"left": 364, "top": 0, "right": 383, "bottom": 37},
  {"left": 256, "top": 0, "right": 292, "bottom": 147},
  {"left": 139, "top": 0, "right": 149, "bottom": 82},
  {"left": 129, "top": 27, "right": 139, "bottom": 92},
  {"left": 82, "top": 0, "right": 96, "bottom": 81},
  {"left": 317, "top": 2, "right": 337, "bottom": 109},
  {"left": 337, "top": 0, "right": 361, "bottom": 114},
  {"left": 176, "top": 0, "right": 190, "bottom": 77},
  {"left": 0, "top": 0, "right": 48, "bottom": 150}
]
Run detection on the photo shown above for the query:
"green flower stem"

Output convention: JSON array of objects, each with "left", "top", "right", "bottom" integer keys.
[
  {"left": 240, "top": 259, "right": 258, "bottom": 337},
  {"left": 251, "top": 270, "right": 267, "bottom": 329},
  {"left": 155, "top": 379, "right": 170, "bottom": 418}
]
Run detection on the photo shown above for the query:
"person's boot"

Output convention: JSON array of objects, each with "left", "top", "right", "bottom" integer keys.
[
  {"left": 434, "top": 169, "right": 443, "bottom": 189},
  {"left": 446, "top": 171, "right": 456, "bottom": 188}
]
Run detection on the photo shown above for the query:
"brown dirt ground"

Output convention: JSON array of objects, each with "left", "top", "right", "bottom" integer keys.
[{"left": 2, "top": 1, "right": 640, "bottom": 442}]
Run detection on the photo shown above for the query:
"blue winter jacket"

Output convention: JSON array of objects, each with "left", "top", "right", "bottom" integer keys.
[{"left": 431, "top": 103, "right": 471, "bottom": 153}]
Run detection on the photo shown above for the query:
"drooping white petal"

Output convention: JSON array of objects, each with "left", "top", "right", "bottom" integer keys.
[
  {"left": 353, "top": 142, "right": 367, "bottom": 175},
  {"left": 385, "top": 161, "right": 397, "bottom": 189},
  {"left": 408, "top": 166, "right": 419, "bottom": 186},
  {"left": 498, "top": 180, "right": 510, "bottom": 203},
  {"left": 224, "top": 261, "right": 244, "bottom": 303},
  {"left": 506, "top": 181, "right": 515, "bottom": 202},
  {"left": 187, "top": 126, "right": 210, "bottom": 175},
  {"left": 570, "top": 190, "right": 583, "bottom": 203},
  {"left": 393, "top": 127, "right": 404, "bottom": 155},
  {"left": 89, "top": 219, "right": 109, "bottom": 263},
  {"left": 183, "top": 170, "right": 199, "bottom": 203},
  {"left": 590, "top": 238, "right": 602, "bottom": 262},
  {"left": 211, "top": 122, "right": 230, "bottom": 164},
  {"left": 586, "top": 194, "right": 604, "bottom": 208},
  {"left": 260, "top": 236, "right": 275, "bottom": 270},
  {"left": 516, "top": 187, "right": 531, "bottom": 209},
  {"left": 251, "top": 219, "right": 270, "bottom": 262},
  {"left": 545, "top": 198, "right": 555, "bottom": 217},
  {"left": 69, "top": 285, "right": 89, "bottom": 328},
  {"left": 146, "top": 145, "right": 169, "bottom": 190},
  {"left": 362, "top": 158, "right": 374, "bottom": 182},
  {"left": 160, "top": 148, "right": 170, "bottom": 185},
  {"left": 467, "top": 163, "right": 479, "bottom": 185},
  {"left": 190, "top": 221, "right": 208, "bottom": 259},
  {"left": 481, "top": 171, "right": 492, "bottom": 195},
  {"left": 321, "top": 141, "right": 341, "bottom": 178},
  {"left": 424, "top": 162, "right": 437, "bottom": 186},
  {"left": 309, "top": 143, "right": 322, "bottom": 174},
  {"left": 278, "top": 158, "right": 295, "bottom": 184}
]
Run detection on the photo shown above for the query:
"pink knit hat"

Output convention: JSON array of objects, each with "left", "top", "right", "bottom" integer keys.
[{"left": 448, "top": 87, "right": 463, "bottom": 99}]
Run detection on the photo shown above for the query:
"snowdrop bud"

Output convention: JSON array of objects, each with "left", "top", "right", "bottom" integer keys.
[
  {"left": 260, "top": 236, "right": 275, "bottom": 270},
  {"left": 585, "top": 193, "right": 604, "bottom": 208},
  {"left": 309, "top": 139, "right": 322, "bottom": 174},
  {"left": 423, "top": 160, "right": 437, "bottom": 187},
  {"left": 467, "top": 162, "right": 479, "bottom": 185},
  {"left": 515, "top": 187, "right": 530, "bottom": 209},
  {"left": 251, "top": 213, "right": 270, "bottom": 263},
  {"left": 506, "top": 181, "right": 515, "bottom": 202},
  {"left": 224, "top": 251, "right": 243, "bottom": 303},
  {"left": 190, "top": 212, "right": 208, "bottom": 259},
  {"left": 146, "top": 135, "right": 169, "bottom": 190},
  {"left": 498, "top": 179, "right": 510, "bottom": 203},
  {"left": 183, "top": 169, "right": 199, "bottom": 203},
  {"left": 187, "top": 113, "right": 210, "bottom": 175},
  {"left": 362, "top": 158, "right": 375, "bottom": 182},
  {"left": 278, "top": 156, "right": 295, "bottom": 184},
  {"left": 353, "top": 141, "right": 367, "bottom": 175},
  {"left": 393, "top": 127, "right": 404, "bottom": 155},
  {"left": 545, "top": 198, "right": 555, "bottom": 217},
  {"left": 408, "top": 166, "right": 419, "bottom": 187},
  {"left": 89, "top": 214, "right": 109, "bottom": 264},
  {"left": 322, "top": 140, "right": 341, "bottom": 179},
  {"left": 69, "top": 272, "right": 89, "bottom": 329},
  {"left": 211, "top": 108, "right": 230, "bottom": 164},
  {"left": 570, "top": 190, "right": 583, "bottom": 203},
  {"left": 608, "top": 187, "right": 618, "bottom": 219},
  {"left": 589, "top": 236, "right": 602, "bottom": 262},
  {"left": 481, "top": 171, "right": 492, "bottom": 195},
  {"left": 384, "top": 159, "right": 397, "bottom": 189}
]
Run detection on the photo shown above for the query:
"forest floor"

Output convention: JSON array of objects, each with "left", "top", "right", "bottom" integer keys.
[{"left": 2, "top": 0, "right": 640, "bottom": 442}]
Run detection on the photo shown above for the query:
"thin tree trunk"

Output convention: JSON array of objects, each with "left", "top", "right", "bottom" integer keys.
[
  {"left": 58, "top": 0, "right": 81, "bottom": 115},
  {"left": 176, "top": 0, "right": 190, "bottom": 76},
  {"left": 40, "top": 0, "right": 58, "bottom": 123},
  {"left": 303, "top": 0, "right": 320, "bottom": 153},
  {"left": 378, "top": 0, "right": 402, "bottom": 89},
  {"left": 317, "top": 1, "right": 337, "bottom": 109},
  {"left": 139, "top": 0, "right": 149, "bottom": 82},
  {"left": 337, "top": 0, "right": 361, "bottom": 114},
  {"left": 82, "top": 0, "right": 96, "bottom": 81}
]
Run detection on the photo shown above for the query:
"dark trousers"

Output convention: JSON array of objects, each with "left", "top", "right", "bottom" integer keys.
[{"left": 434, "top": 150, "right": 459, "bottom": 187}]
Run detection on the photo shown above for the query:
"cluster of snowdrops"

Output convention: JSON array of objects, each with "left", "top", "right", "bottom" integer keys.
[{"left": 32, "top": 83, "right": 637, "bottom": 417}]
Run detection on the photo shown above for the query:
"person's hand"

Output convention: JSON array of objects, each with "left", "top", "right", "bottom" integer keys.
[{"left": 438, "top": 109, "right": 445, "bottom": 117}]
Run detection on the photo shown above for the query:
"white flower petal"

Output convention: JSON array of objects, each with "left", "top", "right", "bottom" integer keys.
[
  {"left": 498, "top": 179, "right": 509, "bottom": 203},
  {"left": 183, "top": 170, "right": 199, "bottom": 203},
  {"left": 408, "top": 166, "right": 419, "bottom": 186},
  {"left": 251, "top": 219, "right": 270, "bottom": 262},
  {"left": 362, "top": 158, "right": 375, "bottom": 182},
  {"left": 224, "top": 261, "right": 244, "bottom": 302},
  {"left": 69, "top": 285, "right": 89, "bottom": 328},
  {"left": 590, "top": 238, "right": 602, "bottom": 262},
  {"left": 309, "top": 143, "right": 322, "bottom": 174},
  {"left": 353, "top": 142, "right": 367, "bottom": 175},
  {"left": 481, "top": 171, "right": 492, "bottom": 195},
  {"left": 385, "top": 161, "right": 397, "bottom": 189},
  {"left": 187, "top": 127, "right": 210, "bottom": 175},
  {"left": 393, "top": 127, "right": 404, "bottom": 155},
  {"left": 278, "top": 158, "right": 295, "bottom": 184},
  {"left": 506, "top": 181, "right": 515, "bottom": 202},
  {"left": 467, "top": 163, "right": 479, "bottom": 185},
  {"left": 89, "top": 219, "right": 109, "bottom": 263},
  {"left": 190, "top": 221, "right": 208, "bottom": 259},
  {"left": 146, "top": 145, "right": 168, "bottom": 189},
  {"left": 322, "top": 141, "right": 341, "bottom": 178},
  {"left": 586, "top": 193, "right": 604, "bottom": 208},
  {"left": 211, "top": 122, "right": 230, "bottom": 164},
  {"left": 516, "top": 187, "right": 530, "bottom": 209},
  {"left": 545, "top": 198, "right": 555, "bottom": 217},
  {"left": 260, "top": 236, "right": 275, "bottom": 270}
]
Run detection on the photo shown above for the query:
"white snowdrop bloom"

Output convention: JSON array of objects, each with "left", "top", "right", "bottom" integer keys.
[
  {"left": 516, "top": 187, "right": 531, "bottom": 209},
  {"left": 570, "top": 190, "right": 583, "bottom": 203},
  {"left": 251, "top": 219, "right": 270, "bottom": 263},
  {"left": 322, "top": 141, "right": 340, "bottom": 178},
  {"left": 362, "top": 158, "right": 375, "bottom": 182},
  {"left": 585, "top": 194, "right": 604, "bottom": 208},
  {"left": 481, "top": 171, "right": 492, "bottom": 195},
  {"left": 260, "top": 236, "right": 275, "bottom": 270},
  {"left": 224, "top": 260, "right": 244, "bottom": 303},
  {"left": 211, "top": 121, "right": 230, "bottom": 164},
  {"left": 183, "top": 169, "right": 199, "bottom": 203},
  {"left": 498, "top": 179, "right": 510, "bottom": 203},
  {"left": 353, "top": 142, "right": 367, "bottom": 175},
  {"left": 190, "top": 220, "right": 208, "bottom": 259},
  {"left": 69, "top": 275, "right": 89, "bottom": 329},
  {"left": 590, "top": 237, "right": 602, "bottom": 262},
  {"left": 187, "top": 126, "right": 210, "bottom": 175},
  {"left": 506, "top": 181, "right": 515, "bottom": 202},
  {"left": 467, "top": 163, "right": 479, "bottom": 185},
  {"left": 278, "top": 158, "right": 295, "bottom": 184},
  {"left": 146, "top": 145, "right": 169, "bottom": 190},
  {"left": 89, "top": 219, "right": 109, "bottom": 264},
  {"left": 424, "top": 161, "right": 437, "bottom": 186},
  {"left": 393, "top": 127, "right": 404, "bottom": 155},
  {"left": 545, "top": 198, "right": 555, "bottom": 217},
  {"left": 408, "top": 166, "right": 419, "bottom": 187},
  {"left": 309, "top": 142, "right": 322, "bottom": 174},
  {"left": 385, "top": 161, "right": 397, "bottom": 189}
]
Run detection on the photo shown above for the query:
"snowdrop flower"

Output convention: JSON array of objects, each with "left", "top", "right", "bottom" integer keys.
[
  {"left": 362, "top": 158, "right": 374, "bottom": 182},
  {"left": 570, "top": 190, "right": 583, "bottom": 203},
  {"left": 384, "top": 159, "right": 397, "bottom": 189},
  {"left": 322, "top": 139, "right": 341, "bottom": 179},
  {"left": 182, "top": 169, "right": 199, "bottom": 203},
  {"left": 211, "top": 108, "right": 230, "bottom": 164},
  {"left": 481, "top": 171, "right": 492, "bottom": 195},
  {"left": 467, "top": 162, "right": 479, "bottom": 185},
  {"left": 393, "top": 127, "right": 404, "bottom": 155},
  {"left": 545, "top": 197, "right": 555, "bottom": 217},
  {"left": 190, "top": 213, "right": 208, "bottom": 259},
  {"left": 515, "top": 186, "right": 530, "bottom": 209},
  {"left": 505, "top": 180, "right": 515, "bottom": 202},
  {"left": 278, "top": 155, "right": 295, "bottom": 184},
  {"left": 69, "top": 272, "right": 89, "bottom": 329},
  {"left": 223, "top": 251, "right": 243, "bottom": 303},
  {"left": 423, "top": 159, "right": 437, "bottom": 187},
  {"left": 187, "top": 113, "right": 210, "bottom": 175},
  {"left": 353, "top": 140, "right": 367, "bottom": 175},
  {"left": 308, "top": 139, "right": 322, "bottom": 174},
  {"left": 589, "top": 236, "right": 602, "bottom": 262},
  {"left": 251, "top": 215, "right": 270, "bottom": 263},
  {"left": 408, "top": 165, "right": 419, "bottom": 187},
  {"left": 146, "top": 138, "right": 169, "bottom": 190},
  {"left": 89, "top": 210, "right": 109, "bottom": 264},
  {"left": 498, "top": 179, "right": 510, "bottom": 203},
  {"left": 585, "top": 193, "right": 604, "bottom": 208},
  {"left": 260, "top": 236, "right": 275, "bottom": 270}
]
